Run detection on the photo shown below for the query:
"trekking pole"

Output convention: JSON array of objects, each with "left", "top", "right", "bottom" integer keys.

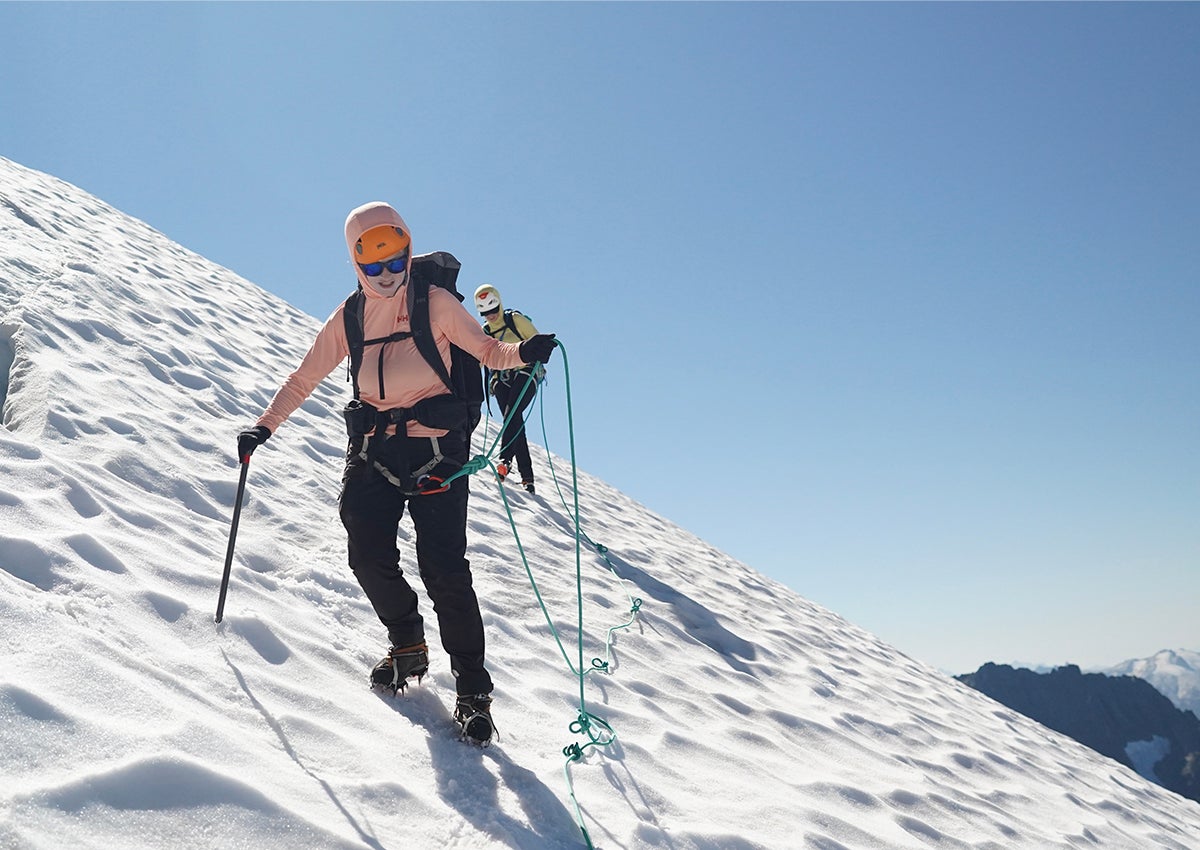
[{"left": 215, "top": 454, "right": 251, "bottom": 623}]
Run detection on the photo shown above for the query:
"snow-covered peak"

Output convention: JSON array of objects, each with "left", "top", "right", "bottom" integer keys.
[
  {"left": 1107, "top": 648, "right": 1200, "bottom": 718},
  {"left": 3, "top": 156, "right": 1199, "bottom": 849}
]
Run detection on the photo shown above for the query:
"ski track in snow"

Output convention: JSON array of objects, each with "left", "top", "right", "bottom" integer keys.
[{"left": 1, "top": 156, "right": 1200, "bottom": 849}]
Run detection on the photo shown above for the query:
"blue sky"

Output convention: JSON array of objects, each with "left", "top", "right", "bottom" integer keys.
[{"left": 2, "top": 2, "right": 1196, "bottom": 673}]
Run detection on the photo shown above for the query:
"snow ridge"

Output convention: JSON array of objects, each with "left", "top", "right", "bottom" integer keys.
[{"left": 2, "top": 156, "right": 1199, "bottom": 849}]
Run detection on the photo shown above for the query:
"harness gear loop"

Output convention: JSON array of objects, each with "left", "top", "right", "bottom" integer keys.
[{"left": 358, "top": 432, "right": 452, "bottom": 496}]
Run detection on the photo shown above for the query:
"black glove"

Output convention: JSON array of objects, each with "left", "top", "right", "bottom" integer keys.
[
  {"left": 519, "top": 333, "right": 557, "bottom": 365},
  {"left": 236, "top": 425, "right": 271, "bottom": 462}
]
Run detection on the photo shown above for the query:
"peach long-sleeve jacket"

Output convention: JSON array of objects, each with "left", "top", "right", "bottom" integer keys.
[{"left": 256, "top": 203, "right": 528, "bottom": 438}]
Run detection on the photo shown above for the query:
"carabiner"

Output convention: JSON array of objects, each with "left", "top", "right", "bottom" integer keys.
[{"left": 416, "top": 474, "right": 449, "bottom": 495}]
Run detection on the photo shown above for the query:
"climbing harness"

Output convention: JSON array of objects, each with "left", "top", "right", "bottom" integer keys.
[{"left": 341, "top": 385, "right": 481, "bottom": 496}]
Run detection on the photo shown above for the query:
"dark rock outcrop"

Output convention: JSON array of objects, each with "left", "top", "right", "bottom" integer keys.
[{"left": 958, "top": 662, "right": 1200, "bottom": 803}]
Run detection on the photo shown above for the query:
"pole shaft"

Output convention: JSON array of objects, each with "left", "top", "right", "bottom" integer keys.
[{"left": 215, "top": 457, "right": 250, "bottom": 623}]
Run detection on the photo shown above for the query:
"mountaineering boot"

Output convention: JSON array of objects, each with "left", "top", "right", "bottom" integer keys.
[
  {"left": 454, "top": 693, "right": 496, "bottom": 745},
  {"left": 370, "top": 642, "right": 429, "bottom": 694},
  {"left": 521, "top": 480, "right": 536, "bottom": 494},
  {"left": 496, "top": 461, "right": 510, "bottom": 482}
]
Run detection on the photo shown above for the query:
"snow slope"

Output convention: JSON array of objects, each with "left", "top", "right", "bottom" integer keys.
[
  {"left": 2, "top": 156, "right": 1199, "bottom": 850},
  {"left": 1106, "top": 649, "right": 1200, "bottom": 718}
]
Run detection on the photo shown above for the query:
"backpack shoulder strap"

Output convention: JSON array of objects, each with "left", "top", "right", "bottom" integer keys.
[
  {"left": 409, "top": 278, "right": 455, "bottom": 393},
  {"left": 502, "top": 309, "right": 526, "bottom": 341},
  {"left": 343, "top": 289, "right": 366, "bottom": 400},
  {"left": 344, "top": 286, "right": 420, "bottom": 403}
]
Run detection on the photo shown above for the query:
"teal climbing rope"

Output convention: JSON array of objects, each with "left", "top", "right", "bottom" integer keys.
[
  {"left": 450, "top": 343, "right": 642, "bottom": 849},
  {"left": 536, "top": 385, "right": 644, "bottom": 676},
  {"left": 439, "top": 367, "right": 538, "bottom": 490}
]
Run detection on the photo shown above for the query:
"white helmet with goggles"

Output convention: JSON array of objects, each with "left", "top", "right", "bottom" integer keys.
[{"left": 474, "top": 284, "right": 502, "bottom": 315}]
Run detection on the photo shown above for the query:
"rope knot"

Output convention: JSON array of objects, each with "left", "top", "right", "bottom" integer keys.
[
  {"left": 590, "top": 658, "right": 610, "bottom": 673},
  {"left": 460, "top": 454, "right": 490, "bottom": 475},
  {"left": 569, "top": 713, "right": 591, "bottom": 736},
  {"left": 563, "top": 742, "right": 584, "bottom": 761},
  {"left": 434, "top": 454, "right": 491, "bottom": 490}
]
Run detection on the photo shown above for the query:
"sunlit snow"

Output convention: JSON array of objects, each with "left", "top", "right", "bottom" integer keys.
[{"left": 2, "top": 156, "right": 1199, "bottom": 850}]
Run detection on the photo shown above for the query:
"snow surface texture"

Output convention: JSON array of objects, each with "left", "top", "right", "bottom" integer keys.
[{"left": 1, "top": 155, "right": 1199, "bottom": 850}]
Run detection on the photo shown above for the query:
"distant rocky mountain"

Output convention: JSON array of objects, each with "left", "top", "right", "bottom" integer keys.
[
  {"left": 958, "top": 663, "right": 1200, "bottom": 804},
  {"left": 1103, "top": 649, "right": 1200, "bottom": 718}
]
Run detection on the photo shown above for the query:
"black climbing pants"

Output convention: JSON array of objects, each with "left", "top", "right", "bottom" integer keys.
[
  {"left": 492, "top": 373, "right": 536, "bottom": 483},
  {"left": 338, "top": 431, "right": 491, "bottom": 696}
]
